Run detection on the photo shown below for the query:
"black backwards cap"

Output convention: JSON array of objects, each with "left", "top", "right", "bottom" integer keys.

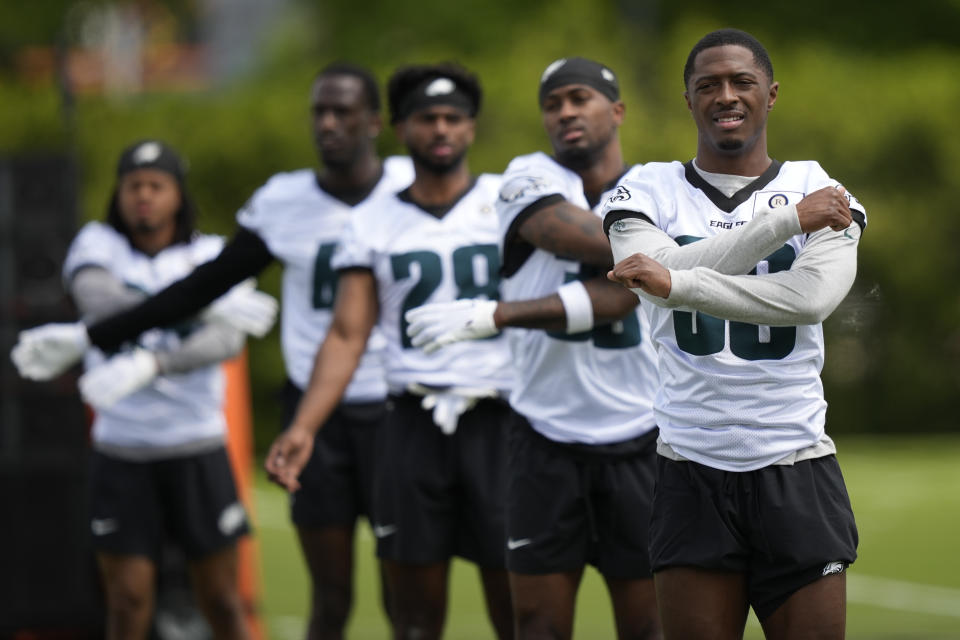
[
  {"left": 108, "top": 139, "right": 198, "bottom": 244},
  {"left": 393, "top": 75, "right": 478, "bottom": 123},
  {"left": 538, "top": 57, "right": 620, "bottom": 105},
  {"left": 116, "top": 139, "right": 187, "bottom": 183}
]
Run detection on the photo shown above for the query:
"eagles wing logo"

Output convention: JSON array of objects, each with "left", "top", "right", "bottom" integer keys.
[
  {"left": 425, "top": 77, "right": 455, "bottom": 96},
  {"left": 499, "top": 176, "right": 549, "bottom": 202},
  {"left": 132, "top": 141, "right": 162, "bottom": 164},
  {"left": 608, "top": 185, "right": 631, "bottom": 203}
]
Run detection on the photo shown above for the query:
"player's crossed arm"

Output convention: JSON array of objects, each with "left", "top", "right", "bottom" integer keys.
[
  {"left": 10, "top": 283, "right": 278, "bottom": 382},
  {"left": 608, "top": 220, "right": 862, "bottom": 326},
  {"left": 606, "top": 185, "right": 853, "bottom": 278},
  {"left": 514, "top": 199, "right": 613, "bottom": 267},
  {"left": 404, "top": 276, "right": 637, "bottom": 354}
]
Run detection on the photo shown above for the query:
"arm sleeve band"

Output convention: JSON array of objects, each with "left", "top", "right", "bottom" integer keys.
[
  {"left": 69, "top": 267, "right": 147, "bottom": 322},
  {"left": 609, "top": 204, "right": 802, "bottom": 275},
  {"left": 651, "top": 224, "right": 861, "bottom": 326},
  {"left": 557, "top": 280, "right": 594, "bottom": 334},
  {"left": 154, "top": 322, "right": 246, "bottom": 374}
]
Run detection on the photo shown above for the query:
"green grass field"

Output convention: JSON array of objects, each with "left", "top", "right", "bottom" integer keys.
[{"left": 250, "top": 434, "right": 960, "bottom": 639}]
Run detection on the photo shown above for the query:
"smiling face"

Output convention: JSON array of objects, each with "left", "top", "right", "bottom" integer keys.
[
  {"left": 684, "top": 44, "right": 778, "bottom": 174},
  {"left": 541, "top": 83, "right": 623, "bottom": 170}
]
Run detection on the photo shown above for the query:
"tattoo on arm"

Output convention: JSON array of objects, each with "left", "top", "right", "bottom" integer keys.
[{"left": 518, "top": 201, "right": 612, "bottom": 267}]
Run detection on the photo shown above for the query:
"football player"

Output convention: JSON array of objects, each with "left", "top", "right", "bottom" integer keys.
[
  {"left": 603, "top": 28, "right": 861, "bottom": 640},
  {"left": 405, "top": 58, "right": 662, "bottom": 640},
  {"left": 265, "top": 63, "right": 515, "bottom": 640},
  {"left": 12, "top": 64, "right": 413, "bottom": 639}
]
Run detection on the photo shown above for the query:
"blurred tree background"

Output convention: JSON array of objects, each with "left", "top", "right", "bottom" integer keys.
[{"left": 2, "top": 0, "right": 958, "bottom": 453}]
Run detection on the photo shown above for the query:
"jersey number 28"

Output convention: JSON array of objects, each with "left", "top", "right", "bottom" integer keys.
[{"left": 391, "top": 245, "right": 501, "bottom": 348}]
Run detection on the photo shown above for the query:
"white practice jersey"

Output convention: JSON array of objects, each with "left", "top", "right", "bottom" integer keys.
[
  {"left": 64, "top": 222, "right": 231, "bottom": 449},
  {"left": 237, "top": 156, "right": 414, "bottom": 399},
  {"left": 332, "top": 174, "right": 513, "bottom": 393},
  {"left": 602, "top": 160, "right": 867, "bottom": 471},
  {"left": 496, "top": 152, "right": 658, "bottom": 444}
]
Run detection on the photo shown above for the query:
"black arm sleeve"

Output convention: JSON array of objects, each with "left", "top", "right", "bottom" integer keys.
[{"left": 87, "top": 227, "right": 275, "bottom": 351}]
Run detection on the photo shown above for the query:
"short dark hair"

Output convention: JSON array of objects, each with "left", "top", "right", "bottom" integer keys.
[
  {"left": 315, "top": 62, "right": 381, "bottom": 112},
  {"left": 387, "top": 62, "right": 482, "bottom": 124},
  {"left": 684, "top": 28, "right": 774, "bottom": 88}
]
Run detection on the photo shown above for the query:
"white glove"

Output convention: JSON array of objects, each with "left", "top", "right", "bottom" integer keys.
[
  {"left": 79, "top": 348, "right": 159, "bottom": 408},
  {"left": 202, "top": 279, "right": 278, "bottom": 338},
  {"left": 404, "top": 299, "right": 498, "bottom": 354},
  {"left": 10, "top": 322, "right": 90, "bottom": 380},
  {"left": 412, "top": 384, "right": 499, "bottom": 435},
  {"left": 420, "top": 393, "right": 475, "bottom": 435}
]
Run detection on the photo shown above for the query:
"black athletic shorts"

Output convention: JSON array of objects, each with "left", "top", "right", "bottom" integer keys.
[
  {"left": 281, "top": 380, "right": 387, "bottom": 528},
  {"left": 374, "top": 393, "right": 510, "bottom": 568},
  {"left": 89, "top": 446, "right": 249, "bottom": 560},
  {"left": 649, "top": 454, "right": 859, "bottom": 620},
  {"left": 505, "top": 412, "right": 659, "bottom": 579}
]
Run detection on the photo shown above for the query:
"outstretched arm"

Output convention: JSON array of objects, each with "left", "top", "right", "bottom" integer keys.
[
  {"left": 11, "top": 228, "right": 276, "bottom": 381},
  {"left": 405, "top": 276, "right": 637, "bottom": 354},
  {"left": 264, "top": 269, "right": 378, "bottom": 492},
  {"left": 492, "top": 277, "right": 637, "bottom": 331},
  {"left": 71, "top": 268, "right": 261, "bottom": 408},
  {"left": 78, "top": 320, "right": 247, "bottom": 409},
  {"left": 87, "top": 227, "right": 275, "bottom": 350},
  {"left": 70, "top": 267, "right": 148, "bottom": 322}
]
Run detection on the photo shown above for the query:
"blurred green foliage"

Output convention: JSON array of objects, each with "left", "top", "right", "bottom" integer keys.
[{"left": 2, "top": 1, "right": 959, "bottom": 449}]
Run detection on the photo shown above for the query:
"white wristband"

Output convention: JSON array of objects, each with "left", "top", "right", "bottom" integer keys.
[{"left": 557, "top": 280, "right": 594, "bottom": 334}]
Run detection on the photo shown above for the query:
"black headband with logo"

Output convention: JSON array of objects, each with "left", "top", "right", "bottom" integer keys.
[
  {"left": 116, "top": 140, "right": 187, "bottom": 183},
  {"left": 538, "top": 57, "right": 620, "bottom": 105},
  {"left": 394, "top": 76, "right": 477, "bottom": 122}
]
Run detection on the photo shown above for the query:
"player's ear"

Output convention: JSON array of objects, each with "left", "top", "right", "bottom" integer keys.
[
  {"left": 767, "top": 81, "right": 779, "bottom": 111},
  {"left": 683, "top": 90, "right": 692, "bottom": 113},
  {"left": 612, "top": 100, "right": 625, "bottom": 126},
  {"left": 368, "top": 112, "right": 383, "bottom": 139}
]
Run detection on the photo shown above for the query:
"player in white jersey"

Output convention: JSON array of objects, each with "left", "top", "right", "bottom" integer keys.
[
  {"left": 406, "top": 58, "right": 662, "bottom": 639},
  {"left": 10, "top": 65, "right": 413, "bottom": 639},
  {"left": 603, "top": 29, "right": 861, "bottom": 640},
  {"left": 60, "top": 141, "right": 267, "bottom": 639},
  {"left": 265, "top": 63, "right": 514, "bottom": 640}
]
